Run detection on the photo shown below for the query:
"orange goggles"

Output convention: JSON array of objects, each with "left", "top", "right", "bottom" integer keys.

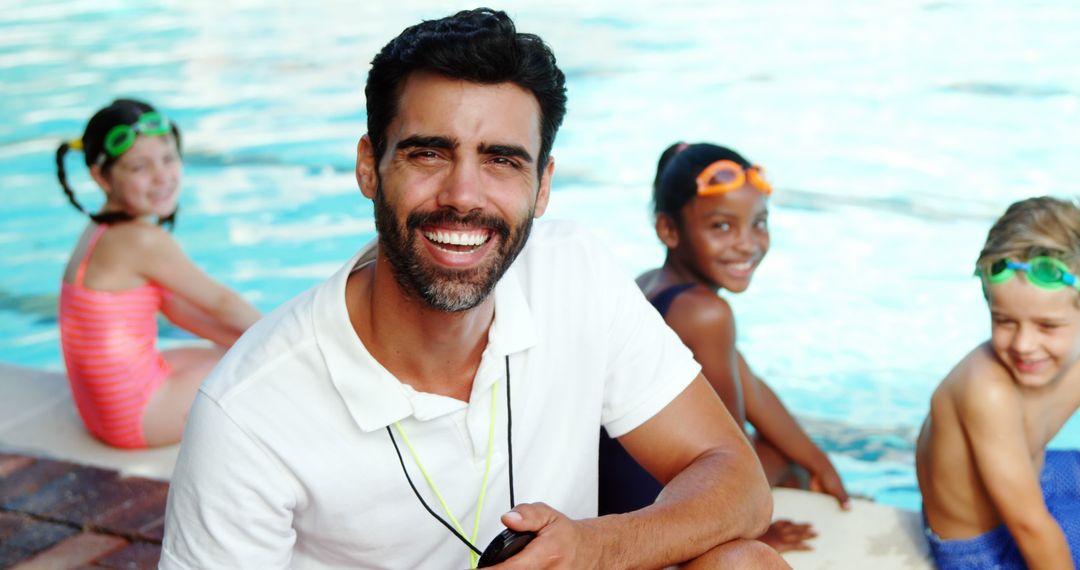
[{"left": 695, "top": 160, "right": 773, "bottom": 196}]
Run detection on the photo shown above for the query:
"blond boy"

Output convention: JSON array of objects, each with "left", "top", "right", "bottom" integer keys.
[{"left": 917, "top": 196, "right": 1080, "bottom": 569}]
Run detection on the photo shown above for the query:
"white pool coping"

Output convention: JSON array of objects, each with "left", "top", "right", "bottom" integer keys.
[
  {"left": 773, "top": 488, "right": 931, "bottom": 568},
  {"left": 0, "top": 362, "right": 178, "bottom": 480},
  {"left": 0, "top": 362, "right": 932, "bottom": 567}
]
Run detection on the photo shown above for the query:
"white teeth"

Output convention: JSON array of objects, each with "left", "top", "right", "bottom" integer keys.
[
  {"left": 424, "top": 230, "right": 489, "bottom": 247},
  {"left": 729, "top": 261, "right": 752, "bottom": 271}
]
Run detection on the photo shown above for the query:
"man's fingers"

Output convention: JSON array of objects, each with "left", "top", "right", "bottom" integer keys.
[{"left": 501, "top": 502, "right": 557, "bottom": 532}]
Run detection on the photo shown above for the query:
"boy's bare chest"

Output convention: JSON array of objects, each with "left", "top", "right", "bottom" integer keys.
[{"left": 1022, "top": 386, "right": 1080, "bottom": 450}]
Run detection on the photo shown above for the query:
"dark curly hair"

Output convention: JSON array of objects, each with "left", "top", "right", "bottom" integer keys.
[
  {"left": 56, "top": 98, "right": 181, "bottom": 227},
  {"left": 365, "top": 7, "right": 567, "bottom": 177}
]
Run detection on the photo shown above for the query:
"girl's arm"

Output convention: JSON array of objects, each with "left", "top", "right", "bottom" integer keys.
[
  {"left": 959, "top": 376, "right": 1072, "bottom": 570},
  {"left": 160, "top": 294, "right": 247, "bottom": 347},
  {"left": 739, "top": 353, "right": 849, "bottom": 508},
  {"left": 666, "top": 291, "right": 745, "bottom": 426},
  {"left": 126, "top": 224, "right": 260, "bottom": 344}
]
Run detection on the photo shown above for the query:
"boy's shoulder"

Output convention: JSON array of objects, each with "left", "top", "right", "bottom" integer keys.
[{"left": 937, "top": 343, "right": 1021, "bottom": 416}]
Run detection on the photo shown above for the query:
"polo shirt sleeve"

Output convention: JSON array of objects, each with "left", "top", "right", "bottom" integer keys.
[
  {"left": 592, "top": 243, "right": 701, "bottom": 438},
  {"left": 161, "top": 391, "right": 298, "bottom": 569}
]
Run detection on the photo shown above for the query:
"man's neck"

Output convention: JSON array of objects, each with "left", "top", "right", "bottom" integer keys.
[{"left": 346, "top": 256, "right": 494, "bottom": 402}]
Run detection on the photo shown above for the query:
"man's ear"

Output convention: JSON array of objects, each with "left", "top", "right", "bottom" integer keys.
[
  {"left": 533, "top": 155, "right": 555, "bottom": 218},
  {"left": 356, "top": 135, "right": 378, "bottom": 199},
  {"left": 656, "top": 213, "right": 680, "bottom": 249},
  {"left": 89, "top": 164, "right": 112, "bottom": 196}
]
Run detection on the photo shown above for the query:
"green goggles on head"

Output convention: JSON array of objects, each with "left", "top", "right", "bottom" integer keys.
[
  {"left": 982, "top": 256, "right": 1080, "bottom": 291},
  {"left": 96, "top": 111, "right": 172, "bottom": 164}
]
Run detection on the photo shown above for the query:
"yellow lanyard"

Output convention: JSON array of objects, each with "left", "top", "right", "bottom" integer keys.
[{"left": 392, "top": 382, "right": 498, "bottom": 568}]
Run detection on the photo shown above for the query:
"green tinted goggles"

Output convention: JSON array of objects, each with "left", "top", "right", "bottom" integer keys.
[
  {"left": 98, "top": 111, "right": 172, "bottom": 163},
  {"left": 983, "top": 256, "right": 1080, "bottom": 291}
]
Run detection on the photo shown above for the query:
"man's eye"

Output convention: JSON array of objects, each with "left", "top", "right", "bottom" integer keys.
[{"left": 491, "top": 157, "right": 520, "bottom": 168}]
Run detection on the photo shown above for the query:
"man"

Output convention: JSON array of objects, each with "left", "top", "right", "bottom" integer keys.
[{"left": 162, "top": 8, "right": 782, "bottom": 569}]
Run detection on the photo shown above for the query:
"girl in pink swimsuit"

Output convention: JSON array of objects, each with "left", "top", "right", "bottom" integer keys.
[{"left": 56, "top": 99, "right": 261, "bottom": 449}]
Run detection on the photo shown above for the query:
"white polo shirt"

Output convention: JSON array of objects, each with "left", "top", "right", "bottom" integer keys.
[{"left": 161, "top": 220, "right": 699, "bottom": 570}]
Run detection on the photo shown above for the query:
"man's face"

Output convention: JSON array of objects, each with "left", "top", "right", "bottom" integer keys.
[{"left": 357, "top": 72, "right": 553, "bottom": 312}]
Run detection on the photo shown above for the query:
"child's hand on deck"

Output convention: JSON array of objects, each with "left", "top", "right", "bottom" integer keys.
[
  {"left": 758, "top": 519, "right": 816, "bottom": 552},
  {"left": 809, "top": 463, "right": 851, "bottom": 510}
]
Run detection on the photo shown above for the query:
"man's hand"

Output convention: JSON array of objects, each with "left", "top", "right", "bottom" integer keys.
[
  {"left": 486, "top": 502, "right": 603, "bottom": 568},
  {"left": 808, "top": 460, "right": 851, "bottom": 510},
  {"left": 757, "top": 519, "right": 816, "bottom": 553}
]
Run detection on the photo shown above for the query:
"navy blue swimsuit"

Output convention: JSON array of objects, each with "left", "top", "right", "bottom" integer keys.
[{"left": 598, "top": 283, "right": 696, "bottom": 515}]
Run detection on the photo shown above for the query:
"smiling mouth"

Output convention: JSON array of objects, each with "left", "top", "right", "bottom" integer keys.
[
  {"left": 722, "top": 259, "right": 757, "bottom": 276},
  {"left": 1013, "top": 358, "right": 1047, "bottom": 373},
  {"left": 423, "top": 228, "right": 492, "bottom": 253},
  {"left": 150, "top": 188, "right": 176, "bottom": 204},
  {"left": 727, "top": 260, "right": 752, "bottom": 270}
]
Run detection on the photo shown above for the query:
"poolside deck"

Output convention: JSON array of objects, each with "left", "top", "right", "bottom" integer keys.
[
  {"left": 0, "top": 364, "right": 178, "bottom": 481},
  {"left": 0, "top": 453, "right": 166, "bottom": 568},
  {"left": 0, "top": 363, "right": 932, "bottom": 568}
]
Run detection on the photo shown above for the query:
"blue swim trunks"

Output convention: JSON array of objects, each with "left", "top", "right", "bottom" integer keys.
[{"left": 923, "top": 449, "right": 1080, "bottom": 569}]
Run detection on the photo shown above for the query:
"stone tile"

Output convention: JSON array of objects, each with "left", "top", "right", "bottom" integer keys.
[
  {"left": 0, "top": 511, "right": 37, "bottom": 542},
  {"left": 10, "top": 532, "right": 127, "bottom": 570},
  {"left": 0, "top": 520, "right": 79, "bottom": 567},
  {"left": 58, "top": 475, "right": 161, "bottom": 530},
  {"left": 3, "top": 465, "right": 119, "bottom": 525},
  {"left": 94, "top": 542, "right": 162, "bottom": 569},
  {"left": 89, "top": 478, "right": 168, "bottom": 540},
  {"left": 0, "top": 456, "right": 80, "bottom": 504},
  {"left": 0, "top": 454, "right": 168, "bottom": 567},
  {"left": 135, "top": 518, "right": 164, "bottom": 543},
  {"left": 0, "top": 454, "right": 35, "bottom": 477}
]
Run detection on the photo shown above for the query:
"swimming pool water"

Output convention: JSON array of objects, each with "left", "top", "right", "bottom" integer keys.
[{"left": 3, "top": 1, "right": 1080, "bottom": 511}]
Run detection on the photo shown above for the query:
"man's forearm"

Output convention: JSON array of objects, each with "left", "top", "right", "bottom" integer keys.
[{"left": 588, "top": 446, "right": 772, "bottom": 569}]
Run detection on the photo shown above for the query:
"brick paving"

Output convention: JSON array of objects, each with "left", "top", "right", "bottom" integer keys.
[{"left": 0, "top": 453, "right": 166, "bottom": 569}]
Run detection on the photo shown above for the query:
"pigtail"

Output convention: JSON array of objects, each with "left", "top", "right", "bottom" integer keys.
[
  {"left": 56, "top": 141, "right": 89, "bottom": 217},
  {"left": 158, "top": 207, "right": 177, "bottom": 230},
  {"left": 58, "top": 139, "right": 135, "bottom": 226}
]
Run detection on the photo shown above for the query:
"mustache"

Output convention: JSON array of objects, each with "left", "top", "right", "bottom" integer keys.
[{"left": 405, "top": 209, "right": 511, "bottom": 241}]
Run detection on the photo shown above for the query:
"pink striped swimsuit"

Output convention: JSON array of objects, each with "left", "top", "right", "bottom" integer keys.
[{"left": 59, "top": 225, "right": 171, "bottom": 449}]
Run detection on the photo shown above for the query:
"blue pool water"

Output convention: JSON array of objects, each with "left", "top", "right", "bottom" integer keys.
[{"left": 2, "top": 1, "right": 1079, "bottom": 511}]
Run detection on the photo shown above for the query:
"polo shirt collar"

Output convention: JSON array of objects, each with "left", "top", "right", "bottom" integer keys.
[{"left": 313, "top": 244, "right": 537, "bottom": 433}]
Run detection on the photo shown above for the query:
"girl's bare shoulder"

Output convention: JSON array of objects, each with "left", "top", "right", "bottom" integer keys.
[
  {"left": 665, "top": 285, "right": 735, "bottom": 332},
  {"left": 99, "top": 221, "right": 176, "bottom": 253}
]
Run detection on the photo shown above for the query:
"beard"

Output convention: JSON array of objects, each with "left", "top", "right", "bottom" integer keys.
[{"left": 373, "top": 185, "right": 534, "bottom": 313}]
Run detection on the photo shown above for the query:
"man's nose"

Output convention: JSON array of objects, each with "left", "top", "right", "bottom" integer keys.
[{"left": 436, "top": 161, "right": 485, "bottom": 213}]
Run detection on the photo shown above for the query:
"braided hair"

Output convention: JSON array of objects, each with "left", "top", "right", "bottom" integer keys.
[{"left": 56, "top": 99, "right": 182, "bottom": 228}]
